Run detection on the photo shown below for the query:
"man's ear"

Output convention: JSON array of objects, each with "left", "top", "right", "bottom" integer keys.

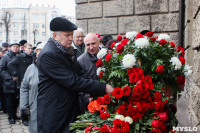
[{"left": 53, "top": 32, "right": 57, "bottom": 39}]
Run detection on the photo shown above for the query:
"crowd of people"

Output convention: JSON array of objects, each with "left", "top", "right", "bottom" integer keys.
[{"left": 0, "top": 17, "right": 119, "bottom": 133}]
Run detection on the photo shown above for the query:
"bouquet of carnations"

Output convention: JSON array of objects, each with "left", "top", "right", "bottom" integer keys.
[{"left": 70, "top": 31, "right": 192, "bottom": 133}]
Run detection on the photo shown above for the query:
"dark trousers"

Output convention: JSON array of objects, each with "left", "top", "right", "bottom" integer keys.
[
  {"left": 0, "top": 90, "right": 7, "bottom": 112},
  {"left": 4, "top": 93, "right": 19, "bottom": 119}
]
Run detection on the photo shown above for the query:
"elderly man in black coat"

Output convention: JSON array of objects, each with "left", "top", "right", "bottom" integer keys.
[{"left": 36, "top": 17, "right": 114, "bottom": 133}]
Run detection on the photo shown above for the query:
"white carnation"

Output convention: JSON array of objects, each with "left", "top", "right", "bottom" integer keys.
[
  {"left": 135, "top": 38, "right": 149, "bottom": 49},
  {"left": 170, "top": 57, "right": 182, "bottom": 70},
  {"left": 97, "top": 48, "right": 107, "bottom": 59},
  {"left": 122, "top": 54, "right": 136, "bottom": 68},
  {"left": 184, "top": 65, "right": 192, "bottom": 76},
  {"left": 126, "top": 31, "right": 137, "bottom": 40},
  {"left": 97, "top": 67, "right": 106, "bottom": 76},
  {"left": 125, "top": 116, "right": 133, "bottom": 124},
  {"left": 157, "top": 34, "right": 171, "bottom": 42},
  {"left": 96, "top": 67, "right": 102, "bottom": 76},
  {"left": 115, "top": 114, "right": 125, "bottom": 121}
]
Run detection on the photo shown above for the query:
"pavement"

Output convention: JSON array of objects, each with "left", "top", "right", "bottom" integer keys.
[{"left": 0, "top": 110, "right": 29, "bottom": 133}]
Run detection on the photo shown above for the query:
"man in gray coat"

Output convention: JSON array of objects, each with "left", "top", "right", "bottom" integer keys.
[{"left": 77, "top": 33, "right": 102, "bottom": 113}]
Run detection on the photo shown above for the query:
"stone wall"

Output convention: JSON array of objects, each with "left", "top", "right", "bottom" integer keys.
[
  {"left": 75, "top": 0, "right": 179, "bottom": 44},
  {"left": 75, "top": 0, "right": 200, "bottom": 131},
  {"left": 184, "top": 0, "right": 200, "bottom": 131}
]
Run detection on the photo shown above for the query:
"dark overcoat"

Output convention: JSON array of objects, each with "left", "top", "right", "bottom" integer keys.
[
  {"left": 0, "top": 50, "right": 18, "bottom": 93},
  {"left": 7, "top": 53, "right": 33, "bottom": 87},
  {"left": 36, "top": 38, "right": 106, "bottom": 133}
]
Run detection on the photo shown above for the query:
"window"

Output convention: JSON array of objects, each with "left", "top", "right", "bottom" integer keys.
[
  {"left": 33, "top": 14, "right": 39, "bottom": 19},
  {"left": 13, "top": 23, "right": 18, "bottom": 28},
  {"left": 14, "top": 31, "right": 18, "bottom": 36},
  {"left": 0, "top": 32, "right": 2, "bottom": 36},
  {"left": 42, "top": 15, "right": 45, "bottom": 20},
  {"left": 42, "top": 32, "right": 46, "bottom": 36},
  {"left": 33, "top": 23, "right": 39, "bottom": 28},
  {"left": 42, "top": 24, "right": 45, "bottom": 28}
]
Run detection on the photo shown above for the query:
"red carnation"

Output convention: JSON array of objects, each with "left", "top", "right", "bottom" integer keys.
[
  {"left": 181, "top": 49, "right": 185, "bottom": 56},
  {"left": 116, "top": 106, "right": 126, "bottom": 114},
  {"left": 155, "top": 101, "right": 164, "bottom": 112},
  {"left": 150, "top": 37, "right": 156, "bottom": 42},
  {"left": 121, "top": 39, "right": 129, "bottom": 46},
  {"left": 104, "top": 94, "right": 111, "bottom": 104},
  {"left": 105, "top": 54, "right": 112, "bottom": 61},
  {"left": 97, "top": 97, "right": 104, "bottom": 105},
  {"left": 158, "top": 112, "right": 168, "bottom": 121},
  {"left": 129, "top": 73, "right": 139, "bottom": 84},
  {"left": 179, "top": 56, "right": 185, "bottom": 65},
  {"left": 96, "top": 33, "right": 100, "bottom": 38},
  {"left": 136, "top": 33, "right": 143, "bottom": 39},
  {"left": 110, "top": 42, "right": 115, "bottom": 49},
  {"left": 133, "top": 85, "right": 143, "bottom": 95},
  {"left": 159, "top": 39, "right": 167, "bottom": 46},
  {"left": 152, "top": 119, "right": 161, "bottom": 128},
  {"left": 99, "top": 72, "right": 103, "bottom": 79},
  {"left": 100, "top": 125, "right": 110, "bottom": 133},
  {"left": 145, "top": 31, "right": 154, "bottom": 37},
  {"left": 169, "top": 42, "right": 175, "bottom": 48},
  {"left": 142, "top": 90, "right": 150, "bottom": 99},
  {"left": 137, "top": 80, "right": 149, "bottom": 91},
  {"left": 116, "top": 44, "right": 124, "bottom": 54},
  {"left": 154, "top": 92, "right": 162, "bottom": 101},
  {"left": 122, "top": 86, "right": 131, "bottom": 96},
  {"left": 96, "top": 58, "right": 103, "bottom": 67},
  {"left": 113, "top": 119, "right": 122, "bottom": 127},
  {"left": 176, "top": 46, "right": 183, "bottom": 52},
  {"left": 111, "top": 87, "right": 123, "bottom": 99},
  {"left": 176, "top": 76, "right": 185, "bottom": 84},
  {"left": 127, "top": 68, "right": 136, "bottom": 75},
  {"left": 100, "top": 112, "right": 110, "bottom": 120},
  {"left": 156, "top": 65, "right": 165, "bottom": 73},
  {"left": 116, "top": 35, "right": 122, "bottom": 41}
]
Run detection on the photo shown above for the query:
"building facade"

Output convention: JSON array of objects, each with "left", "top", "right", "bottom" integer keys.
[{"left": 0, "top": 5, "right": 60, "bottom": 45}]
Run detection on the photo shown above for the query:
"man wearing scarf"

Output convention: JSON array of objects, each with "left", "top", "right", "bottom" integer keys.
[{"left": 36, "top": 17, "right": 114, "bottom": 133}]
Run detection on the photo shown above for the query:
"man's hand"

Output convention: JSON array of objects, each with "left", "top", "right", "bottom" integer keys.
[
  {"left": 13, "top": 77, "right": 18, "bottom": 81},
  {"left": 105, "top": 84, "right": 114, "bottom": 94}
]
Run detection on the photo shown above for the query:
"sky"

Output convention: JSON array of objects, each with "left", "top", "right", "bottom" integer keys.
[{"left": 30, "top": 0, "right": 76, "bottom": 16}]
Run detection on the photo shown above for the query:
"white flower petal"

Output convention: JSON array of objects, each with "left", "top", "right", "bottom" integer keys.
[
  {"left": 157, "top": 34, "right": 171, "bottom": 42},
  {"left": 125, "top": 116, "right": 133, "bottom": 124},
  {"left": 135, "top": 38, "right": 149, "bottom": 49},
  {"left": 115, "top": 115, "right": 125, "bottom": 121},
  {"left": 122, "top": 54, "right": 136, "bottom": 68},
  {"left": 170, "top": 57, "right": 182, "bottom": 70},
  {"left": 97, "top": 48, "right": 107, "bottom": 59},
  {"left": 126, "top": 31, "right": 137, "bottom": 40}
]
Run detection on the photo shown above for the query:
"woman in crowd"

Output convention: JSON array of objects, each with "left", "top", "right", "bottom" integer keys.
[{"left": 20, "top": 42, "right": 45, "bottom": 133}]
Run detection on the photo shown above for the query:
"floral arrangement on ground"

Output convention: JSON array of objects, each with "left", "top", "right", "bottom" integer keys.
[{"left": 70, "top": 31, "right": 192, "bottom": 133}]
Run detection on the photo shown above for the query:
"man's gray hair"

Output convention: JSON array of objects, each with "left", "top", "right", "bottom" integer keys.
[
  {"left": 73, "top": 28, "right": 84, "bottom": 38},
  {"left": 50, "top": 31, "right": 60, "bottom": 37}
]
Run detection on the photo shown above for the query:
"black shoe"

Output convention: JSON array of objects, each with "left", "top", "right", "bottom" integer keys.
[
  {"left": 22, "top": 120, "right": 29, "bottom": 126},
  {"left": 15, "top": 115, "right": 21, "bottom": 120},
  {"left": 9, "top": 118, "right": 16, "bottom": 124}
]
